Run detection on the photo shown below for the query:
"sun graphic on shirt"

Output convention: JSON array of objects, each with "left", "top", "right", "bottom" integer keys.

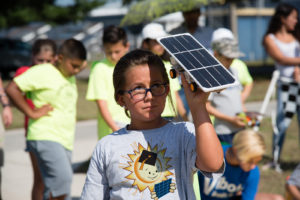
[{"left": 123, "top": 142, "right": 173, "bottom": 192}]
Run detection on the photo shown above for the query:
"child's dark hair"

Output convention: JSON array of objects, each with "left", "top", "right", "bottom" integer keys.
[
  {"left": 113, "top": 49, "right": 175, "bottom": 117},
  {"left": 32, "top": 39, "right": 57, "bottom": 56},
  {"left": 58, "top": 38, "right": 86, "bottom": 60},
  {"left": 102, "top": 25, "right": 128, "bottom": 46}
]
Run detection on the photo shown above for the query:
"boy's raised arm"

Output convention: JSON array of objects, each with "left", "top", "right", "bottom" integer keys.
[{"left": 181, "top": 74, "right": 223, "bottom": 173}]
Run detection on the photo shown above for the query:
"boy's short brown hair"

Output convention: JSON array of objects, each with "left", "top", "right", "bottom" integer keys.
[
  {"left": 58, "top": 38, "right": 86, "bottom": 60},
  {"left": 102, "top": 25, "right": 128, "bottom": 46}
]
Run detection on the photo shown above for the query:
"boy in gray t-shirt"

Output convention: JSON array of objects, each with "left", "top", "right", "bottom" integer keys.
[{"left": 206, "top": 35, "right": 246, "bottom": 144}]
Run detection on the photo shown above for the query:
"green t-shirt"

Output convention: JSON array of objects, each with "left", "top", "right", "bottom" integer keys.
[
  {"left": 162, "top": 61, "right": 181, "bottom": 117},
  {"left": 14, "top": 64, "right": 78, "bottom": 150},
  {"left": 86, "top": 58, "right": 130, "bottom": 139},
  {"left": 230, "top": 59, "right": 253, "bottom": 86}
]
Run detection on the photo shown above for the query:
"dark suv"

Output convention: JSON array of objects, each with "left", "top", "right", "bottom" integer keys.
[{"left": 0, "top": 38, "right": 31, "bottom": 79}]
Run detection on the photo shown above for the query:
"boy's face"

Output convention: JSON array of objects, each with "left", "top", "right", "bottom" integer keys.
[
  {"left": 239, "top": 156, "right": 262, "bottom": 172},
  {"left": 104, "top": 41, "right": 129, "bottom": 65},
  {"left": 214, "top": 52, "right": 233, "bottom": 69},
  {"left": 58, "top": 55, "right": 87, "bottom": 77}
]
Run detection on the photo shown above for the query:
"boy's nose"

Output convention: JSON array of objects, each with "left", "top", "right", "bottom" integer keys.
[{"left": 111, "top": 53, "right": 118, "bottom": 61}]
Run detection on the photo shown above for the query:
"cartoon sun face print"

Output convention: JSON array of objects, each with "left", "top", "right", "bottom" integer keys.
[
  {"left": 123, "top": 142, "right": 173, "bottom": 193},
  {"left": 137, "top": 161, "right": 160, "bottom": 182}
]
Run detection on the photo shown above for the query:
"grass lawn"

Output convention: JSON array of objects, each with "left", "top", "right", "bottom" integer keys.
[
  {"left": 3, "top": 77, "right": 300, "bottom": 196},
  {"left": 258, "top": 117, "right": 300, "bottom": 196}
]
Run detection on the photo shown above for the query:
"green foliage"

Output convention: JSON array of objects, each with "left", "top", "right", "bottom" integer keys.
[
  {"left": 0, "top": 0, "right": 104, "bottom": 29},
  {"left": 120, "top": 0, "right": 225, "bottom": 26},
  {"left": 122, "top": 0, "right": 144, "bottom": 5}
]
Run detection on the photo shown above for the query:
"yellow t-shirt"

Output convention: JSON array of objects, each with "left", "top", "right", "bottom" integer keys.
[
  {"left": 230, "top": 59, "right": 253, "bottom": 86},
  {"left": 162, "top": 61, "right": 181, "bottom": 117},
  {"left": 86, "top": 59, "right": 130, "bottom": 139},
  {"left": 14, "top": 64, "right": 77, "bottom": 150}
]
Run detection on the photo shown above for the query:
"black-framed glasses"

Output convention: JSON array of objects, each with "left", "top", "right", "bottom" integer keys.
[{"left": 122, "top": 83, "right": 168, "bottom": 101}]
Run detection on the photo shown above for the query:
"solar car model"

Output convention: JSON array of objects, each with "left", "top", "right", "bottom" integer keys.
[{"left": 158, "top": 33, "right": 238, "bottom": 92}]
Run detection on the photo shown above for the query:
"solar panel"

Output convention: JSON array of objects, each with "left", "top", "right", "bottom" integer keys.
[
  {"left": 157, "top": 33, "right": 238, "bottom": 92},
  {"left": 154, "top": 179, "right": 172, "bottom": 198}
]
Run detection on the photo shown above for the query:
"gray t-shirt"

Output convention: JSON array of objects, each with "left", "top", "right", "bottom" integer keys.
[
  {"left": 287, "top": 163, "right": 300, "bottom": 188},
  {"left": 208, "top": 68, "right": 243, "bottom": 135},
  {"left": 81, "top": 121, "right": 223, "bottom": 200}
]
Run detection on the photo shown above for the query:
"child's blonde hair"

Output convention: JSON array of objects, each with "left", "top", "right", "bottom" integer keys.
[{"left": 232, "top": 129, "right": 266, "bottom": 163}]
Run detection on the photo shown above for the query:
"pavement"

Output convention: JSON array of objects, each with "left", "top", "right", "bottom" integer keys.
[
  {"left": 2, "top": 100, "right": 275, "bottom": 200},
  {"left": 3, "top": 120, "right": 98, "bottom": 200}
]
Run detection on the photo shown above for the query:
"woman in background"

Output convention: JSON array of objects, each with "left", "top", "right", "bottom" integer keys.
[{"left": 262, "top": 3, "right": 300, "bottom": 172}]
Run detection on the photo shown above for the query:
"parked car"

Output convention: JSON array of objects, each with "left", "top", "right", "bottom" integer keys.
[{"left": 0, "top": 38, "right": 31, "bottom": 79}]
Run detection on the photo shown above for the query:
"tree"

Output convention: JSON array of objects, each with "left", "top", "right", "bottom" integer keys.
[{"left": 0, "top": 0, "right": 104, "bottom": 29}]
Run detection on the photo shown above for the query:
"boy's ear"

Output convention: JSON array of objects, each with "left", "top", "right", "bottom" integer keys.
[
  {"left": 54, "top": 55, "right": 58, "bottom": 62},
  {"left": 116, "top": 94, "right": 125, "bottom": 107},
  {"left": 213, "top": 51, "right": 219, "bottom": 57},
  {"left": 141, "top": 40, "right": 149, "bottom": 49},
  {"left": 57, "top": 54, "right": 63, "bottom": 63},
  {"left": 125, "top": 42, "right": 130, "bottom": 51}
]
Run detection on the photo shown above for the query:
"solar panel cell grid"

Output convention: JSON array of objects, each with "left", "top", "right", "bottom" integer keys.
[
  {"left": 158, "top": 33, "right": 237, "bottom": 92},
  {"left": 154, "top": 179, "right": 172, "bottom": 198}
]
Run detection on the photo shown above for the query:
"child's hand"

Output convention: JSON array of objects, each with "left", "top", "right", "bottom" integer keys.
[
  {"left": 180, "top": 73, "right": 209, "bottom": 110},
  {"left": 2, "top": 106, "right": 13, "bottom": 128},
  {"left": 230, "top": 116, "right": 246, "bottom": 128},
  {"left": 31, "top": 104, "right": 53, "bottom": 119}
]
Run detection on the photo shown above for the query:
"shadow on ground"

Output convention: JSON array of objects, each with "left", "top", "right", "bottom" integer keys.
[{"left": 261, "top": 155, "right": 299, "bottom": 171}]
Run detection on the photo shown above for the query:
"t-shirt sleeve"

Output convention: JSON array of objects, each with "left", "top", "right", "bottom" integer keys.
[
  {"left": 15, "top": 66, "right": 30, "bottom": 77},
  {"left": 242, "top": 167, "right": 260, "bottom": 200},
  {"left": 81, "top": 141, "right": 110, "bottom": 199},
  {"left": 232, "top": 59, "right": 253, "bottom": 86},
  {"left": 14, "top": 65, "right": 49, "bottom": 92},
  {"left": 287, "top": 163, "right": 300, "bottom": 187},
  {"left": 184, "top": 123, "right": 198, "bottom": 173},
  {"left": 86, "top": 63, "right": 110, "bottom": 101}
]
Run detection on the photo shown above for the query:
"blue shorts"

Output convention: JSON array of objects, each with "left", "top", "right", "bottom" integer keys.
[{"left": 27, "top": 140, "right": 73, "bottom": 199}]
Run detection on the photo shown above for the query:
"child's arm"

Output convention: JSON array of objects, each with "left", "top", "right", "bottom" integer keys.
[
  {"left": 294, "top": 66, "right": 300, "bottom": 83},
  {"left": 181, "top": 74, "right": 223, "bottom": 172},
  {"left": 6, "top": 81, "right": 53, "bottom": 119},
  {"left": 96, "top": 100, "right": 120, "bottom": 132},
  {"left": 0, "top": 78, "right": 12, "bottom": 127},
  {"left": 241, "top": 82, "right": 253, "bottom": 104},
  {"left": 241, "top": 82, "right": 253, "bottom": 112},
  {"left": 286, "top": 183, "right": 300, "bottom": 200},
  {"left": 206, "top": 101, "right": 245, "bottom": 128}
]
